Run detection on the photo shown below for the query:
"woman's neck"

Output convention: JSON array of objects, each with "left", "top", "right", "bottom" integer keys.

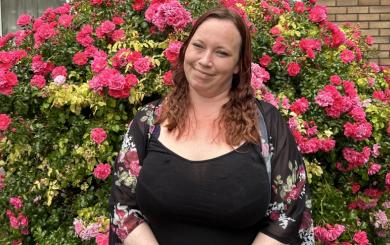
[{"left": 189, "top": 88, "right": 230, "bottom": 119}]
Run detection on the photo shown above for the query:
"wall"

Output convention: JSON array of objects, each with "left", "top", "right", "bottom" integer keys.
[{"left": 318, "top": 0, "right": 390, "bottom": 66}]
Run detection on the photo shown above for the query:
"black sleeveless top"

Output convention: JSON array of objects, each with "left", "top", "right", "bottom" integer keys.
[{"left": 136, "top": 128, "right": 271, "bottom": 245}]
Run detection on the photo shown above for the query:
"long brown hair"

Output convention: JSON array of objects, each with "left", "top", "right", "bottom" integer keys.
[{"left": 157, "top": 7, "right": 260, "bottom": 146}]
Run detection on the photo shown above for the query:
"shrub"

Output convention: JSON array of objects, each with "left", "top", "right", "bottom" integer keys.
[{"left": 0, "top": 0, "right": 388, "bottom": 244}]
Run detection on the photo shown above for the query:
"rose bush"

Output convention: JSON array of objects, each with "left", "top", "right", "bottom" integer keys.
[{"left": 0, "top": 0, "right": 388, "bottom": 244}]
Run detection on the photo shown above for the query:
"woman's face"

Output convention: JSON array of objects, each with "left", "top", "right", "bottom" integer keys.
[{"left": 184, "top": 18, "right": 241, "bottom": 98}]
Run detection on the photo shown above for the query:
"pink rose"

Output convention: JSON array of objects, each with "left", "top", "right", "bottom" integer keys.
[
  {"left": 111, "top": 29, "right": 126, "bottom": 42},
  {"left": 91, "top": 128, "right": 107, "bottom": 144},
  {"left": 368, "top": 163, "right": 381, "bottom": 175},
  {"left": 0, "top": 114, "right": 12, "bottom": 131},
  {"left": 125, "top": 74, "right": 139, "bottom": 87},
  {"left": 73, "top": 219, "right": 85, "bottom": 235},
  {"left": 351, "top": 183, "right": 360, "bottom": 193},
  {"left": 0, "top": 69, "right": 18, "bottom": 95},
  {"left": 259, "top": 55, "right": 272, "bottom": 67},
  {"left": 95, "top": 232, "right": 109, "bottom": 245},
  {"left": 353, "top": 231, "right": 369, "bottom": 245},
  {"left": 132, "top": 0, "right": 146, "bottom": 12},
  {"left": 163, "top": 40, "right": 182, "bottom": 64},
  {"left": 112, "top": 17, "right": 125, "bottom": 25},
  {"left": 93, "top": 163, "right": 111, "bottom": 180},
  {"left": 73, "top": 52, "right": 88, "bottom": 66},
  {"left": 9, "top": 196, "right": 23, "bottom": 209},
  {"left": 340, "top": 49, "right": 355, "bottom": 63},
  {"left": 90, "top": 0, "right": 103, "bottom": 5},
  {"left": 309, "top": 5, "right": 327, "bottom": 23},
  {"left": 18, "top": 213, "right": 28, "bottom": 227},
  {"left": 30, "top": 75, "right": 46, "bottom": 89},
  {"left": 133, "top": 57, "right": 152, "bottom": 74},
  {"left": 386, "top": 172, "right": 390, "bottom": 185},
  {"left": 287, "top": 62, "right": 301, "bottom": 77},
  {"left": 16, "top": 15, "right": 32, "bottom": 27},
  {"left": 9, "top": 215, "right": 20, "bottom": 229},
  {"left": 58, "top": 14, "right": 73, "bottom": 28},
  {"left": 163, "top": 70, "right": 173, "bottom": 85},
  {"left": 51, "top": 66, "right": 67, "bottom": 80}
]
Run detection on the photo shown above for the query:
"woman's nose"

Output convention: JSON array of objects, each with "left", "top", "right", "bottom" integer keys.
[{"left": 198, "top": 51, "right": 212, "bottom": 67}]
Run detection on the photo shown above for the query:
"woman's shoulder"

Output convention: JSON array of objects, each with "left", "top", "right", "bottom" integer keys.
[
  {"left": 255, "top": 99, "right": 282, "bottom": 118},
  {"left": 132, "top": 98, "right": 163, "bottom": 126}
]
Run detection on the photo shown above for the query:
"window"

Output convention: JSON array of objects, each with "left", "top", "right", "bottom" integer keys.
[{"left": 0, "top": 0, "right": 66, "bottom": 35}]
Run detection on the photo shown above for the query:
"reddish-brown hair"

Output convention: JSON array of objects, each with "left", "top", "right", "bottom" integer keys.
[{"left": 157, "top": 7, "right": 260, "bottom": 146}]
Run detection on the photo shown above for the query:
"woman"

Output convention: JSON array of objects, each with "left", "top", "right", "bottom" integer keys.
[{"left": 109, "top": 7, "right": 314, "bottom": 245}]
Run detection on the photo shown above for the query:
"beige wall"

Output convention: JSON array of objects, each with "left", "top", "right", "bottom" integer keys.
[{"left": 318, "top": 0, "right": 390, "bottom": 66}]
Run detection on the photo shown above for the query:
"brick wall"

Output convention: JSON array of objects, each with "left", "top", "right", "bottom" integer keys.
[{"left": 318, "top": 0, "right": 390, "bottom": 66}]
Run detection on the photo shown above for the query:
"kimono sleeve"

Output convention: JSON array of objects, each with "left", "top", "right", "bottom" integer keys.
[
  {"left": 108, "top": 109, "right": 150, "bottom": 245},
  {"left": 259, "top": 101, "right": 314, "bottom": 245}
]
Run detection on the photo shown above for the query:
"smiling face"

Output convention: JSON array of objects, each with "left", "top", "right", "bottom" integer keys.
[{"left": 183, "top": 18, "right": 242, "bottom": 98}]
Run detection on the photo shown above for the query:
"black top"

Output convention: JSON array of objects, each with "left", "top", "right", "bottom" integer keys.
[
  {"left": 109, "top": 100, "right": 314, "bottom": 245},
  {"left": 136, "top": 133, "right": 270, "bottom": 245}
]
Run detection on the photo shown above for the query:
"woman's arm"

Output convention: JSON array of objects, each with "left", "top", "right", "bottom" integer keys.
[
  {"left": 123, "top": 223, "right": 159, "bottom": 245},
  {"left": 252, "top": 232, "right": 286, "bottom": 245}
]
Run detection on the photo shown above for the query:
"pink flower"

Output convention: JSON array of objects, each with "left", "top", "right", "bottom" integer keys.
[
  {"left": 11, "top": 239, "right": 22, "bottom": 245},
  {"left": 112, "top": 17, "right": 125, "bottom": 25},
  {"left": 329, "top": 75, "right": 342, "bottom": 85},
  {"left": 351, "top": 183, "right": 360, "bottom": 194},
  {"left": 343, "top": 121, "right": 372, "bottom": 141},
  {"left": 287, "top": 62, "right": 301, "bottom": 77},
  {"left": 259, "top": 55, "right": 272, "bottom": 67},
  {"left": 269, "top": 26, "right": 281, "bottom": 36},
  {"left": 91, "top": 128, "right": 107, "bottom": 144},
  {"left": 319, "top": 139, "right": 335, "bottom": 152},
  {"left": 309, "top": 5, "right": 327, "bottom": 23},
  {"left": 368, "top": 163, "right": 381, "bottom": 175},
  {"left": 299, "top": 38, "right": 321, "bottom": 59},
  {"left": 163, "top": 40, "right": 182, "bottom": 64},
  {"left": 145, "top": 1, "right": 192, "bottom": 32},
  {"left": 272, "top": 41, "right": 286, "bottom": 55},
  {"left": 111, "top": 29, "right": 126, "bottom": 42},
  {"left": 342, "top": 147, "right": 371, "bottom": 169},
  {"left": 73, "top": 52, "right": 88, "bottom": 66},
  {"left": 372, "top": 143, "right": 380, "bottom": 157},
  {"left": 353, "top": 231, "right": 369, "bottom": 245},
  {"left": 126, "top": 74, "right": 139, "bottom": 88},
  {"left": 30, "top": 75, "right": 46, "bottom": 89},
  {"left": 58, "top": 14, "right": 73, "bottom": 28},
  {"left": 18, "top": 213, "right": 28, "bottom": 227},
  {"left": 112, "top": 48, "right": 131, "bottom": 68},
  {"left": 133, "top": 57, "right": 152, "bottom": 74},
  {"left": 290, "top": 97, "right": 309, "bottom": 115},
  {"left": 9, "top": 197, "right": 23, "bottom": 209},
  {"left": 315, "top": 90, "right": 334, "bottom": 107},
  {"left": 386, "top": 172, "right": 390, "bottom": 185},
  {"left": 0, "top": 70, "right": 18, "bottom": 95},
  {"left": 93, "top": 163, "right": 111, "bottom": 180},
  {"left": 132, "top": 0, "right": 146, "bottom": 12},
  {"left": 33, "top": 22, "right": 58, "bottom": 49},
  {"left": 91, "top": 57, "right": 108, "bottom": 73},
  {"left": 76, "top": 25, "right": 94, "bottom": 47},
  {"left": 365, "top": 36, "right": 374, "bottom": 45},
  {"left": 9, "top": 215, "right": 20, "bottom": 229},
  {"left": 0, "top": 114, "right": 12, "bottom": 131},
  {"left": 95, "top": 232, "right": 109, "bottom": 245},
  {"left": 348, "top": 106, "right": 366, "bottom": 122},
  {"left": 340, "top": 49, "right": 355, "bottom": 63},
  {"left": 51, "top": 66, "right": 67, "bottom": 80},
  {"left": 73, "top": 219, "right": 85, "bottom": 235},
  {"left": 16, "top": 14, "right": 32, "bottom": 27},
  {"left": 251, "top": 63, "right": 270, "bottom": 89},
  {"left": 294, "top": 2, "right": 305, "bottom": 13},
  {"left": 163, "top": 70, "right": 173, "bottom": 85},
  {"left": 90, "top": 0, "right": 103, "bottom": 5}
]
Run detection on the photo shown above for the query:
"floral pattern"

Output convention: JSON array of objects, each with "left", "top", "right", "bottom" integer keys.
[{"left": 109, "top": 100, "right": 314, "bottom": 244}]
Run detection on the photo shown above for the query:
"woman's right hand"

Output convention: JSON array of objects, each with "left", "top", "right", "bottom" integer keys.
[{"left": 123, "top": 223, "right": 159, "bottom": 245}]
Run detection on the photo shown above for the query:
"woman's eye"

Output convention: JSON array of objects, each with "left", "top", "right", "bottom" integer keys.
[
  {"left": 192, "top": 43, "right": 203, "bottom": 48},
  {"left": 216, "top": 51, "right": 228, "bottom": 56}
]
